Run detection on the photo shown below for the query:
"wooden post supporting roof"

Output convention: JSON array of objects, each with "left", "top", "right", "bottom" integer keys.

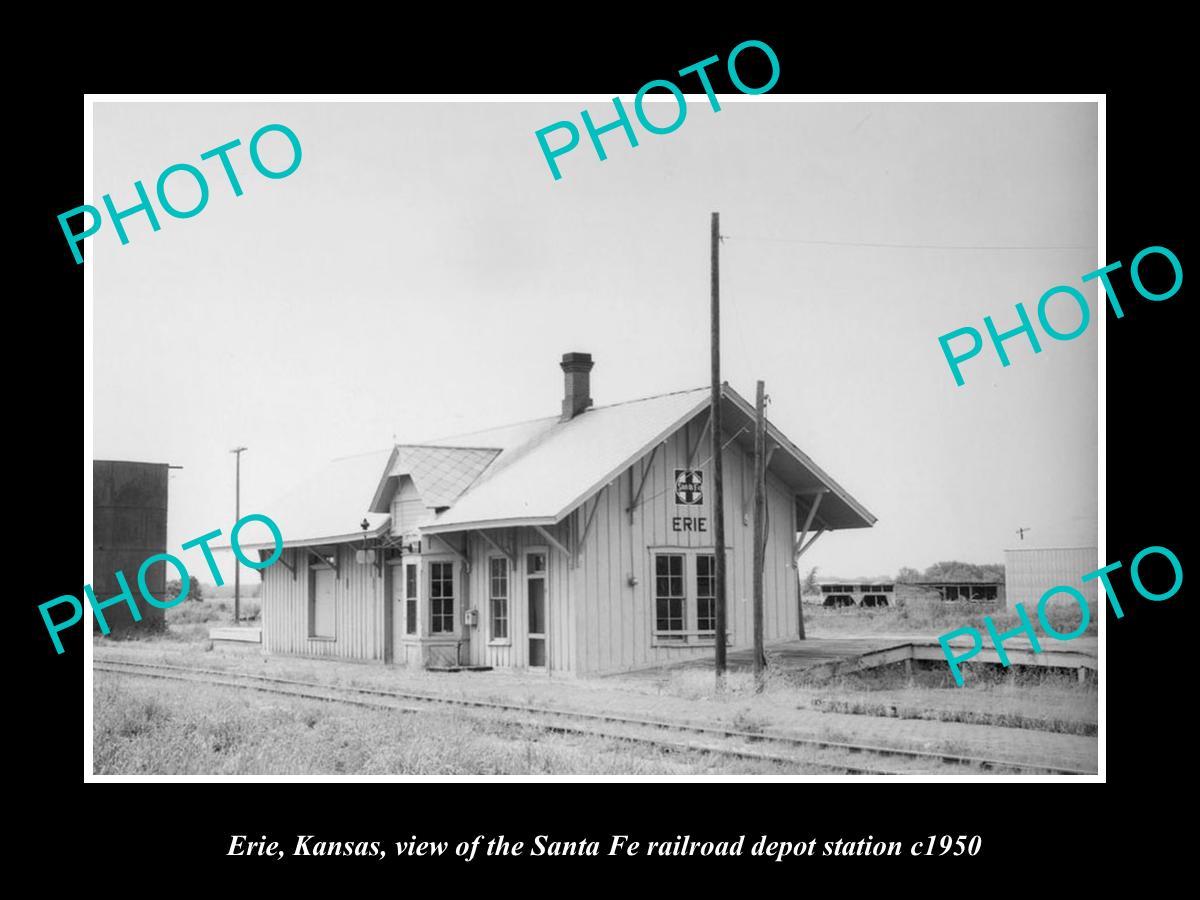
[
  {"left": 430, "top": 533, "right": 470, "bottom": 572},
  {"left": 474, "top": 529, "right": 516, "bottom": 566},
  {"left": 575, "top": 490, "right": 604, "bottom": 563},
  {"left": 752, "top": 380, "right": 767, "bottom": 690},
  {"left": 278, "top": 549, "right": 297, "bottom": 580},
  {"left": 626, "top": 444, "right": 659, "bottom": 523},
  {"left": 795, "top": 528, "right": 826, "bottom": 560},
  {"left": 534, "top": 524, "right": 571, "bottom": 559},
  {"left": 795, "top": 489, "right": 829, "bottom": 556},
  {"left": 305, "top": 545, "right": 339, "bottom": 579}
]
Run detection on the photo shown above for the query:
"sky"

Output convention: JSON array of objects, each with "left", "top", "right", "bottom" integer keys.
[{"left": 91, "top": 99, "right": 1098, "bottom": 585}]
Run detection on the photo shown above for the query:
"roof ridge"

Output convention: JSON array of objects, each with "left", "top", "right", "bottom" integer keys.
[
  {"left": 396, "top": 443, "right": 504, "bottom": 453},
  {"left": 408, "top": 385, "right": 709, "bottom": 445},
  {"left": 588, "top": 385, "right": 709, "bottom": 412},
  {"left": 415, "top": 413, "right": 559, "bottom": 444}
]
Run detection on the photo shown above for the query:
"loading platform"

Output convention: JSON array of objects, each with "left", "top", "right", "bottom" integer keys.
[{"left": 670, "top": 636, "right": 1097, "bottom": 681}]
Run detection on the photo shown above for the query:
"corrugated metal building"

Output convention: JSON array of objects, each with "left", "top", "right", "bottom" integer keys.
[
  {"left": 94, "top": 460, "right": 169, "bottom": 634},
  {"left": 1004, "top": 546, "right": 1098, "bottom": 610},
  {"left": 239, "top": 353, "right": 876, "bottom": 676}
]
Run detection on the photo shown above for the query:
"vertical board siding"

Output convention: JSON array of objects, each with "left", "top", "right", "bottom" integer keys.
[
  {"left": 464, "top": 523, "right": 577, "bottom": 673},
  {"left": 261, "top": 415, "right": 805, "bottom": 676},
  {"left": 261, "top": 545, "right": 385, "bottom": 661},
  {"left": 572, "top": 415, "right": 801, "bottom": 675}
]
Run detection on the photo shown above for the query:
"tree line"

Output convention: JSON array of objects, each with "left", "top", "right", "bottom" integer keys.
[{"left": 804, "top": 561, "right": 1005, "bottom": 592}]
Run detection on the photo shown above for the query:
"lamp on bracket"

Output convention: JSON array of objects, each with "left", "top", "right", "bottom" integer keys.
[{"left": 356, "top": 517, "right": 376, "bottom": 565}]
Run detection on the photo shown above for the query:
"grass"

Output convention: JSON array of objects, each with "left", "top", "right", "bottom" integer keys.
[
  {"left": 94, "top": 640, "right": 1097, "bottom": 774},
  {"left": 92, "top": 674, "right": 810, "bottom": 775},
  {"left": 640, "top": 653, "right": 1095, "bottom": 738},
  {"left": 731, "top": 708, "right": 770, "bottom": 734},
  {"left": 809, "top": 665, "right": 1096, "bottom": 732},
  {"left": 811, "top": 696, "right": 1095, "bottom": 736},
  {"left": 649, "top": 662, "right": 803, "bottom": 702},
  {"left": 162, "top": 599, "right": 261, "bottom": 643}
]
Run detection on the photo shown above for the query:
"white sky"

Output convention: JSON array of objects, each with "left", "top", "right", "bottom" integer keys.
[{"left": 92, "top": 99, "right": 1097, "bottom": 585}]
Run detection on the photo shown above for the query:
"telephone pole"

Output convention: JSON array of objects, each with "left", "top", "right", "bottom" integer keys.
[
  {"left": 711, "top": 212, "right": 727, "bottom": 686},
  {"left": 231, "top": 446, "right": 247, "bottom": 622},
  {"left": 753, "top": 379, "right": 766, "bottom": 691}
]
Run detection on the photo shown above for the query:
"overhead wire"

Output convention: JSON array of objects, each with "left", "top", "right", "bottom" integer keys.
[{"left": 723, "top": 235, "right": 1090, "bottom": 252}]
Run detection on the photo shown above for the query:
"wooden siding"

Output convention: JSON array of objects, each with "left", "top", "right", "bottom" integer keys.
[
  {"left": 260, "top": 414, "right": 805, "bottom": 675},
  {"left": 391, "top": 476, "right": 429, "bottom": 536},
  {"left": 463, "top": 524, "right": 576, "bottom": 673},
  {"left": 261, "top": 544, "right": 386, "bottom": 660},
  {"left": 571, "top": 414, "right": 798, "bottom": 675}
]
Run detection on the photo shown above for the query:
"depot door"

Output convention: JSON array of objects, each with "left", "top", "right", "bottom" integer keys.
[
  {"left": 391, "top": 559, "right": 419, "bottom": 664},
  {"left": 527, "top": 551, "right": 547, "bottom": 668},
  {"left": 312, "top": 567, "right": 336, "bottom": 638}
]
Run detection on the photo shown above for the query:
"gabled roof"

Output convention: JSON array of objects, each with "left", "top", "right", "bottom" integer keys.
[
  {"left": 243, "top": 382, "right": 876, "bottom": 549},
  {"left": 368, "top": 444, "right": 501, "bottom": 513},
  {"left": 232, "top": 449, "right": 392, "bottom": 550},
  {"left": 422, "top": 388, "right": 713, "bottom": 532},
  {"left": 418, "top": 383, "right": 875, "bottom": 533},
  {"left": 720, "top": 387, "right": 875, "bottom": 532}
]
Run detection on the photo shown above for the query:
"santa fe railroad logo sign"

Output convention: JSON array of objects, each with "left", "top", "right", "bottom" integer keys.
[{"left": 675, "top": 469, "right": 703, "bottom": 505}]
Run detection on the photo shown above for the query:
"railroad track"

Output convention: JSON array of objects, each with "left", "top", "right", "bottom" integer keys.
[{"left": 93, "top": 657, "right": 1092, "bottom": 776}]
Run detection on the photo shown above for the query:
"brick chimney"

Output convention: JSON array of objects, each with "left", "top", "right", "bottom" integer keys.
[{"left": 560, "top": 352, "right": 594, "bottom": 421}]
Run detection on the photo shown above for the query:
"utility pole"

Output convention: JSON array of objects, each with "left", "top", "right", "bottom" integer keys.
[
  {"left": 753, "top": 380, "right": 766, "bottom": 691},
  {"left": 711, "top": 212, "right": 727, "bottom": 687},
  {"left": 231, "top": 446, "right": 247, "bottom": 622}
]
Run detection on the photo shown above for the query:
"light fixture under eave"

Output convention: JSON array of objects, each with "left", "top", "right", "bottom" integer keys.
[{"left": 356, "top": 518, "right": 376, "bottom": 564}]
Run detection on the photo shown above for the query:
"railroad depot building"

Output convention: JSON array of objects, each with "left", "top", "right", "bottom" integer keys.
[{"left": 239, "top": 353, "right": 875, "bottom": 676}]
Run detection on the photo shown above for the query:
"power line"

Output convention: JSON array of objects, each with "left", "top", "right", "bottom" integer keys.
[{"left": 725, "top": 235, "right": 1090, "bottom": 252}]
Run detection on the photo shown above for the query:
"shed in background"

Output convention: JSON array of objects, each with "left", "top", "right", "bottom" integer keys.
[
  {"left": 1004, "top": 546, "right": 1098, "bottom": 611},
  {"left": 93, "top": 460, "right": 170, "bottom": 635}
]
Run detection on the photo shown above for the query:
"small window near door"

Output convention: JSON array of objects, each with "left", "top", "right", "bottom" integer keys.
[
  {"left": 489, "top": 557, "right": 508, "bottom": 641},
  {"left": 527, "top": 551, "right": 547, "bottom": 667},
  {"left": 404, "top": 563, "right": 418, "bottom": 635},
  {"left": 430, "top": 561, "right": 454, "bottom": 633},
  {"left": 696, "top": 554, "right": 716, "bottom": 633}
]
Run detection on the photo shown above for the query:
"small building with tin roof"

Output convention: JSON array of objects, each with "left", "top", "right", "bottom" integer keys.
[{"left": 237, "top": 352, "right": 875, "bottom": 675}]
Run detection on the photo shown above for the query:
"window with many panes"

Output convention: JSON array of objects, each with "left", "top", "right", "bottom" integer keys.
[
  {"left": 655, "top": 554, "right": 686, "bottom": 638},
  {"left": 430, "top": 561, "right": 454, "bottom": 633},
  {"left": 696, "top": 554, "right": 716, "bottom": 633},
  {"left": 653, "top": 550, "right": 726, "bottom": 645},
  {"left": 489, "top": 557, "right": 508, "bottom": 641}
]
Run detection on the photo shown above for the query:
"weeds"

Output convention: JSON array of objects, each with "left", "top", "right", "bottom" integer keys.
[
  {"left": 163, "top": 600, "right": 262, "bottom": 643},
  {"left": 731, "top": 708, "right": 770, "bottom": 734},
  {"left": 811, "top": 696, "right": 1096, "bottom": 736}
]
